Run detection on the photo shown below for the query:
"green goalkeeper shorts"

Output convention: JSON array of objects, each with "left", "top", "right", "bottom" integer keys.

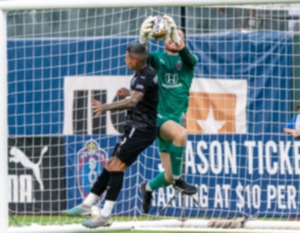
[{"left": 157, "top": 113, "right": 182, "bottom": 153}]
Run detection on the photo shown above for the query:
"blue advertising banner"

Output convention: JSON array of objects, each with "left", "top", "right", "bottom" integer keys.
[
  {"left": 65, "top": 134, "right": 300, "bottom": 218},
  {"left": 65, "top": 135, "right": 148, "bottom": 214},
  {"left": 180, "top": 134, "right": 300, "bottom": 218}
]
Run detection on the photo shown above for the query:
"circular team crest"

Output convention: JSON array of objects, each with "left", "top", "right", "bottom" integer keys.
[{"left": 77, "top": 139, "right": 107, "bottom": 198}]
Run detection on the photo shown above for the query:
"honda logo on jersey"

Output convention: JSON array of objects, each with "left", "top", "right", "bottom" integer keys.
[
  {"left": 164, "top": 73, "right": 179, "bottom": 84},
  {"left": 186, "top": 78, "right": 247, "bottom": 134}
]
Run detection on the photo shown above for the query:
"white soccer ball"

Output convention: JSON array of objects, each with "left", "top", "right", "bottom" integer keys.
[
  {"left": 91, "top": 205, "right": 101, "bottom": 218},
  {"left": 150, "top": 16, "right": 171, "bottom": 40}
]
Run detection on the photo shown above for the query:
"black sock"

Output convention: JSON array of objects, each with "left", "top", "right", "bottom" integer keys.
[
  {"left": 105, "top": 172, "right": 124, "bottom": 201},
  {"left": 90, "top": 168, "right": 110, "bottom": 196}
]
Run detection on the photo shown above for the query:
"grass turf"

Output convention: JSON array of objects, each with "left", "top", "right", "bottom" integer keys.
[{"left": 8, "top": 215, "right": 263, "bottom": 233}]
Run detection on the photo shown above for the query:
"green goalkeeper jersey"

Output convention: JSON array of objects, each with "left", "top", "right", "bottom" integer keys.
[{"left": 148, "top": 47, "right": 198, "bottom": 119}]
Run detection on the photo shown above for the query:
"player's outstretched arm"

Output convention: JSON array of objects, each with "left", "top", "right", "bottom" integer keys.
[
  {"left": 163, "top": 15, "right": 181, "bottom": 45},
  {"left": 284, "top": 128, "right": 300, "bottom": 138},
  {"left": 139, "top": 16, "right": 155, "bottom": 45},
  {"left": 284, "top": 128, "right": 293, "bottom": 135},
  {"left": 92, "top": 91, "right": 144, "bottom": 117},
  {"left": 163, "top": 15, "right": 197, "bottom": 68}
]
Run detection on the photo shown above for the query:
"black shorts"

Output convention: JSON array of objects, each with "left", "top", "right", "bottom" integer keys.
[{"left": 111, "top": 125, "right": 156, "bottom": 166}]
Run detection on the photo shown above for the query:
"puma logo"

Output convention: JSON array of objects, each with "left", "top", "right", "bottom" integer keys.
[{"left": 9, "top": 146, "right": 48, "bottom": 191}]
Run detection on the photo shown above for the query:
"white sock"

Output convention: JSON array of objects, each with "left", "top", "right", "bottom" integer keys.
[
  {"left": 101, "top": 200, "right": 115, "bottom": 217},
  {"left": 83, "top": 193, "right": 98, "bottom": 207},
  {"left": 173, "top": 175, "right": 181, "bottom": 180},
  {"left": 145, "top": 182, "right": 152, "bottom": 192}
]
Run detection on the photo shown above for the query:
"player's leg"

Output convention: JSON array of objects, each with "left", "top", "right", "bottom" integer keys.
[
  {"left": 141, "top": 150, "right": 172, "bottom": 213},
  {"left": 62, "top": 164, "right": 116, "bottom": 217},
  {"left": 159, "top": 120, "right": 197, "bottom": 195},
  {"left": 82, "top": 156, "right": 125, "bottom": 228},
  {"left": 141, "top": 120, "right": 196, "bottom": 213},
  {"left": 143, "top": 115, "right": 175, "bottom": 191},
  {"left": 141, "top": 115, "right": 195, "bottom": 213},
  {"left": 62, "top": 144, "right": 121, "bottom": 217},
  {"left": 148, "top": 142, "right": 173, "bottom": 189},
  {"left": 83, "top": 126, "right": 156, "bottom": 228}
]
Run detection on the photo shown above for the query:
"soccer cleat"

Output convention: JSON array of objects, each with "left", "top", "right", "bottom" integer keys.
[
  {"left": 140, "top": 182, "right": 153, "bottom": 213},
  {"left": 82, "top": 215, "right": 113, "bottom": 228},
  {"left": 62, "top": 204, "right": 91, "bottom": 217},
  {"left": 173, "top": 178, "right": 198, "bottom": 196}
]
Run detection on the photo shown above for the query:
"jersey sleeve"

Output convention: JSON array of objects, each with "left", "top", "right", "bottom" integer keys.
[
  {"left": 178, "top": 46, "right": 198, "bottom": 68},
  {"left": 285, "top": 116, "right": 297, "bottom": 129},
  {"left": 131, "top": 74, "right": 150, "bottom": 95}
]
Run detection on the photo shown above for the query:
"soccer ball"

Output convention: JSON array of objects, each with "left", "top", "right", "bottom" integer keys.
[{"left": 150, "top": 16, "right": 171, "bottom": 40}]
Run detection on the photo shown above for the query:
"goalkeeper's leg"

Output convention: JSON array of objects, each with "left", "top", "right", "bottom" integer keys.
[
  {"left": 159, "top": 120, "right": 197, "bottom": 195},
  {"left": 140, "top": 120, "right": 197, "bottom": 213},
  {"left": 140, "top": 151, "right": 172, "bottom": 213},
  {"left": 169, "top": 143, "right": 197, "bottom": 195}
]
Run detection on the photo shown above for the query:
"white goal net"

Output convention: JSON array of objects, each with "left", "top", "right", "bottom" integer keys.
[{"left": 2, "top": 0, "right": 300, "bottom": 232}]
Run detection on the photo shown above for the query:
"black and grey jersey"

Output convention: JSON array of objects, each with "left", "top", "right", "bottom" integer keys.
[{"left": 125, "top": 65, "right": 158, "bottom": 130}]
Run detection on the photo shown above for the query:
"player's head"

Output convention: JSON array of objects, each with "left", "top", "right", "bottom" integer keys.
[
  {"left": 125, "top": 43, "right": 148, "bottom": 71},
  {"left": 297, "top": 103, "right": 300, "bottom": 111},
  {"left": 165, "top": 29, "right": 185, "bottom": 53}
]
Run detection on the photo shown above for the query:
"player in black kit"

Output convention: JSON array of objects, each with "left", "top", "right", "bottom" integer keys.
[{"left": 63, "top": 43, "right": 158, "bottom": 228}]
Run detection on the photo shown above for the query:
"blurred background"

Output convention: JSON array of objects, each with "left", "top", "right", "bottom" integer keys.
[{"left": 3, "top": 4, "right": 300, "bottom": 38}]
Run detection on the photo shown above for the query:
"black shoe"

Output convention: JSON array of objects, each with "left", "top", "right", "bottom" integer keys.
[
  {"left": 173, "top": 178, "right": 197, "bottom": 196},
  {"left": 140, "top": 182, "right": 152, "bottom": 213}
]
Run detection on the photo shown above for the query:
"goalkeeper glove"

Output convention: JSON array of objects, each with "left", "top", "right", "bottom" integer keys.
[
  {"left": 163, "top": 15, "right": 181, "bottom": 45},
  {"left": 139, "top": 16, "right": 155, "bottom": 45}
]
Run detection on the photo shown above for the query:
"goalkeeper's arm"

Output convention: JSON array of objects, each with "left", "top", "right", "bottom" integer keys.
[
  {"left": 139, "top": 16, "right": 155, "bottom": 45},
  {"left": 163, "top": 15, "right": 197, "bottom": 68},
  {"left": 163, "top": 15, "right": 181, "bottom": 45},
  {"left": 139, "top": 17, "right": 160, "bottom": 70},
  {"left": 178, "top": 47, "right": 198, "bottom": 68}
]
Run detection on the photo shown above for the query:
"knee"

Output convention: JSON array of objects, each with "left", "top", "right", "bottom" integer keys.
[
  {"left": 105, "top": 157, "right": 126, "bottom": 172},
  {"left": 174, "top": 128, "right": 187, "bottom": 145},
  {"left": 104, "top": 162, "right": 113, "bottom": 171}
]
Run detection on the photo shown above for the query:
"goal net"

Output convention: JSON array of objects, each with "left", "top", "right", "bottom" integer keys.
[{"left": 3, "top": 0, "right": 300, "bottom": 232}]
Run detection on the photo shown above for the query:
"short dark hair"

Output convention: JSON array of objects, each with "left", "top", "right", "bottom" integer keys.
[{"left": 126, "top": 43, "right": 148, "bottom": 62}]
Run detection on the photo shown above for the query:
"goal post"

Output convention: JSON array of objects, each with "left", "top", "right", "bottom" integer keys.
[
  {"left": 3, "top": 0, "right": 300, "bottom": 233},
  {"left": 0, "top": 0, "right": 300, "bottom": 10},
  {"left": 0, "top": 8, "right": 8, "bottom": 233}
]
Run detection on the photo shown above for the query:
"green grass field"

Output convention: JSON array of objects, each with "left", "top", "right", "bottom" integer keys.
[{"left": 9, "top": 215, "right": 251, "bottom": 233}]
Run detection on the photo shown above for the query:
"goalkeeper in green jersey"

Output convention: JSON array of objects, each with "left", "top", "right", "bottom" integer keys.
[{"left": 139, "top": 15, "right": 198, "bottom": 213}]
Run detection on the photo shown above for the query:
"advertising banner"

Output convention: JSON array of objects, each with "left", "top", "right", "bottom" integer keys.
[
  {"left": 65, "top": 135, "right": 300, "bottom": 218},
  {"left": 7, "top": 31, "right": 296, "bottom": 217},
  {"left": 8, "top": 137, "right": 66, "bottom": 213}
]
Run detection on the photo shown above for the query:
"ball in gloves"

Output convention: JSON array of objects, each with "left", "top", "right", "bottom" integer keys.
[{"left": 150, "top": 16, "right": 171, "bottom": 40}]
